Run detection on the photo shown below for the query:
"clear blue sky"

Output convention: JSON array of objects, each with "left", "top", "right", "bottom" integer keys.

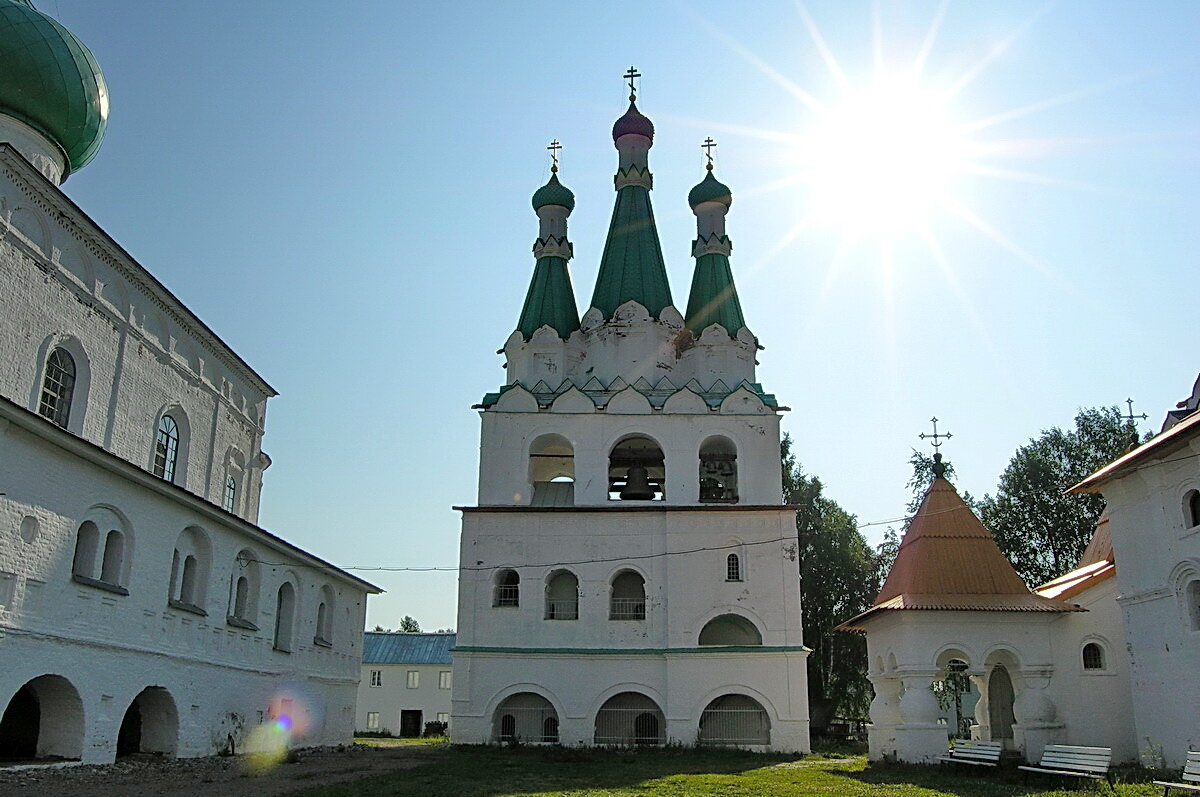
[{"left": 51, "top": 1, "right": 1200, "bottom": 630}]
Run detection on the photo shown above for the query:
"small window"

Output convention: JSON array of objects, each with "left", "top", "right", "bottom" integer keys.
[
  {"left": 72, "top": 521, "right": 100, "bottom": 578},
  {"left": 274, "top": 582, "right": 296, "bottom": 652},
  {"left": 439, "top": 671, "right": 452, "bottom": 690},
  {"left": 437, "top": 712, "right": 450, "bottom": 725},
  {"left": 494, "top": 569, "right": 520, "bottom": 607},
  {"left": 153, "top": 415, "right": 180, "bottom": 482},
  {"left": 407, "top": 671, "right": 419, "bottom": 689},
  {"left": 1082, "top": 642, "right": 1105, "bottom": 670},
  {"left": 610, "top": 571, "right": 646, "bottom": 620},
  {"left": 223, "top": 477, "right": 237, "bottom": 512},
  {"left": 232, "top": 576, "right": 250, "bottom": 618},
  {"left": 1186, "top": 490, "right": 1200, "bottom": 529},
  {"left": 370, "top": 670, "right": 382, "bottom": 688},
  {"left": 178, "top": 554, "right": 199, "bottom": 604},
  {"left": 1188, "top": 580, "right": 1200, "bottom": 632},
  {"left": 366, "top": 711, "right": 380, "bottom": 730},
  {"left": 545, "top": 571, "right": 579, "bottom": 620},
  {"left": 100, "top": 530, "right": 125, "bottom": 585},
  {"left": 39, "top": 347, "right": 76, "bottom": 427},
  {"left": 726, "top": 553, "right": 742, "bottom": 582}
]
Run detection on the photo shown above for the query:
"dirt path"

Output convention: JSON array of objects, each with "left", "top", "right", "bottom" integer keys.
[{"left": 0, "top": 741, "right": 439, "bottom": 796}]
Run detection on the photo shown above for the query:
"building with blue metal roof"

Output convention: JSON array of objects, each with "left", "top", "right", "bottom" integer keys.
[{"left": 357, "top": 632, "right": 455, "bottom": 737}]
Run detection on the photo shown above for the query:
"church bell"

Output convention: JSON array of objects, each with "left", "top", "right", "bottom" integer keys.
[{"left": 619, "top": 465, "right": 656, "bottom": 500}]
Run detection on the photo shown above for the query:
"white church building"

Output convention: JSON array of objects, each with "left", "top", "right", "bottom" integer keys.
[
  {"left": 450, "top": 75, "right": 810, "bottom": 752},
  {"left": 0, "top": 0, "right": 378, "bottom": 764}
]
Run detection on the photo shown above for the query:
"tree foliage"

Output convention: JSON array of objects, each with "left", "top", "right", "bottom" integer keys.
[
  {"left": 975, "top": 406, "right": 1142, "bottom": 587},
  {"left": 783, "top": 435, "right": 878, "bottom": 731},
  {"left": 398, "top": 615, "right": 422, "bottom": 633}
]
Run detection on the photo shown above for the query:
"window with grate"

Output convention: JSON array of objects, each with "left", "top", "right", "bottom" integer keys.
[
  {"left": 39, "top": 348, "right": 76, "bottom": 427},
  {"left": 370, "top": 670, "right": 382, "bottom": 687},
  {"left": 154, "top": 415, "right": 180, "bottom": 482},
  {"left": 223, "top": 477, "right": 237, "bottom": 512},
  {"left": 494, "top": 569, "right": 520, "bottom": 607},
  {"left": 726, "top": 553, "right": 742, "bottom": 582},
  {"left": 1082, "top": 642, "right": 1105, "bottom": 670}
]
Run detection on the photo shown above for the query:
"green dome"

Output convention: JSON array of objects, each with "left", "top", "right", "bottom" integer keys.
[
  {"left": 688, "top": 169, "right": 732, "bottom": 210},
  {"left": 532, "top": 172, "right": 575, "bottom": 212},
  {"left": 0, "top": 0, "right": 108, "bottom": 174}
]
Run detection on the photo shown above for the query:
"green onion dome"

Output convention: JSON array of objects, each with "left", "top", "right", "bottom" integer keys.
[
  {"left": 0, "top": 0, "right": 108, "bottom": 174},
  {"left": 688, "top": 169, "right": 732, "bottom": 210},
  {"left": 612, "top": 100, "right": 654, "bottom": 142},
  {"left": 531, "top": 172, "right": 575, "bottom": 212}
]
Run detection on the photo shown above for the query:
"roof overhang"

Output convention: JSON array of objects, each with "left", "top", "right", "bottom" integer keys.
[{"left": 1070, "top": 409, "right": 1200, "bottom": 494}]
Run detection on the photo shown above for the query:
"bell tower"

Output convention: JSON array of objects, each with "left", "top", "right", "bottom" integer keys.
[{"left": 452, "top": 72, "right": 811, "bottom": 752}]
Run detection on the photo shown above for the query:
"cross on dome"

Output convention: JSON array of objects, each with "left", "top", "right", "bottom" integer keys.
[
  {"left": 547, "top": 139, "right": 562, "bottom": 173},
  {"left": 624, "top": 66, "right": 641, "bottom": 101},
  {"left": 702, "top": 137, "right": 716, "bottom": 171},
  {"left": 919, "top": 416, "right": 952, "bottom": 477}
]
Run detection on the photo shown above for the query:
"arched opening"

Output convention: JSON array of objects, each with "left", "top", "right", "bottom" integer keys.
[
  {"left": 1082, "top": 643, "right": 1105, "bottom": 670},
  {"left": 545, "top": 571, "right": 579, "bottom": 620},
  {"left": 1186, "top": 579, "right": 1200, "bottom": 632},
  {"left": 492, "top": 693, "right": 557, "bottom": 744},
  {"left": 493, "top": 569, "right": 520, "bottom": 607},
  {"left": 179, "top": 556, "right": 199, "bottom": 604},
  {"left": 38, "top": 347, "right": 76, "bottom": 428},
  {"left": 274, "top": 581, "right": 296, "bottom": 652},
  {"left": 699, "top": 614, "right": 762, "bottom": 646},
  {"left": 726, "top": 553, "right": 742, "bottom": 582},
  {"left": 153, "top": 415, "right": 180, "bottom": 482},
  {"left": 72, "top": 521, "right": 99, "bottom": 579},
  {"left": 100, "top": 530, "right": 125, "bottom": 585},
  {"left": 315, "top": 584, "right": 335, "bottom": 646},
  {"left": 228, "top": 549, "right": 260, "bottom": 628},
  {"left": 1186, "top": 490, "right": 1200, "bottom": 528},
  {"left": 698, "top": 694, "right": 771, "bottom": 746},
  {"left": 608, "top": 435, "right": 665, "bottom": 501},
  {"left": 530, "top": 434, "right": 574, "bottom": 507},
  {"left": 169, "top": 527, "right": 211, "bottom": 611},
  {"left": 117, "top": 687, "right": 178, "bottom": 758},
  {"left": 699, "top": 436, "right": 738, "bottom": 503},
  {"left": 609, "top": 571, "right": 646, "bottom": 620},
  {"left": 987, "top": 666, "right": 1015, "bottom": 742},
  {"left": 934, "top": 657, "right": 974, "bottom": 739},
  {"left": 594, "top": 692, "right": 665, "bottom": 746},
  {"left": 0, "top": 675, "right": 84, "bottom": 761}
]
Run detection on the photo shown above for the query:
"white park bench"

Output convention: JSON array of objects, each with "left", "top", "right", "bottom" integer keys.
[
  {"left": 1154, "top": 751, "right": 1200, "bottom": 795},
  {"left": 1018, "top": 744, "right": 1113, "bottom": 785},
  {"left": 938, "top": 740, "right": 1003, "bottom": 767}
]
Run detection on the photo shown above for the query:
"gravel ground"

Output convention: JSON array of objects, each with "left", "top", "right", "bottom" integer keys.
[{"left": 0, "top": 742, "right": 436, "bottom": 796}]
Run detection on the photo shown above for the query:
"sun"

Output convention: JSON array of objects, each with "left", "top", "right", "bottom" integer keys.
[{"left": 803, "top": 75, "right": 969, "bottom": 238}]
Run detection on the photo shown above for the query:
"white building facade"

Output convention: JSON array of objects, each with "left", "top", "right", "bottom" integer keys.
[
  {"left": 451, "top": 82, "right": 810, "bottom": 752},
  {"left": 356, "top": 633, "right": 455, "bottom": 737},
  {"left": 0, "top": 1, "right": 378, "bottom": 764}
]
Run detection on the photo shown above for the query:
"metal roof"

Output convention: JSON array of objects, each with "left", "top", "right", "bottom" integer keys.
[
  {"left": 362, "top": 632, "right": 455, "bottom": 666},
  {"left": 589, "top": 183, "right": 673, "bottom": 320},
  {"left": 685, "top": 251, "right": 747, "bottom": 338},
  {"left": 1070, "top": 407, "right": 1200, "bottom": 493},
  {"left": 839, "top": 476, "right": 1081, "bottom": 631},
  {"left": 516, "top": 255, "right": 580, "bottom": 340}
]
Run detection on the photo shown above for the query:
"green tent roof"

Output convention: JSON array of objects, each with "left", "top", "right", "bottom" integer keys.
[
  {"left": 589, "top": 184, "right": 673, "bottom": 319},
  {"left": 516, "top": 255, "right": 580, "bottom": 340},
  {"left": 684, "top": 251, "right": 746, "bottom": 337},
  {"left": 0, "top": 0, "right": 108, "bottom": 173}
]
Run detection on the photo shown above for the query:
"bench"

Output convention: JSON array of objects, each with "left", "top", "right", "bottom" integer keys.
[
  {"left": 1018, "top": 744, "right": 1113, "bottom": 785},
  {"left": 938, "top": 740, "right": 1003, "bottom": 767},
  {"left": 1154, "top": 751, "right": 1200, "bottom": 795}
]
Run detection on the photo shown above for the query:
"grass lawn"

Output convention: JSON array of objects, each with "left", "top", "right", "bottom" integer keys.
[{"left": 304, "top": 743, "right": 1170, "bottom": 796}]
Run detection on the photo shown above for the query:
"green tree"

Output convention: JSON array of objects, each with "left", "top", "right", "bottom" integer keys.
[
  {"left": 976, "top": 406, "right": 1142, "bottom": 587},
  {"left": 398, "top": 616, "right": 421, "bottom": 633},
  {"left": 783, "top": 435, "right": 877, "bottom": 732}
]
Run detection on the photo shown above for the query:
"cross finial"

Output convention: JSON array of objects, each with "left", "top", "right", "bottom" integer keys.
[
  {"left": 1121, "top": 398, "right": 1148, "bottom": 445},
  {"left": 919, "top": 417, "right": 952, "bottom": 476},
  {"left": 547, "top": 139, "right": 562, "bottom": 173},
  {"left": 624, "top": 66, "right": 641, "bottom": 101},
  {"left": 702, "top": 137, "right": 716, "bottom": 171}
]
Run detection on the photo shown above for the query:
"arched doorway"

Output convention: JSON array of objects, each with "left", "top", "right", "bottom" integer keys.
[
  {"left": 117, "top": 687, "right": 178, "bottom": 758},
  {"left": 698, "top": 694, "right": 771, "bottom": 746},
  {"left": 0, "top": 675, "right": 84, "bottom": 761},
  {"left": 492, "top": 693, "right": 558, "bottom": 744},
  {"left": 594, "top": 692, "right": 666, "bottom": 746},
  {"left": 987, "top": 666, "right": 1015, "bottom": 743}
]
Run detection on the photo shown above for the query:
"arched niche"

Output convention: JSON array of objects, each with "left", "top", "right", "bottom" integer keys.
[
  {"left": 117, "top": 687, "right": 178, "bottom": 758},
  {"left": 698, "top": 613, "right": 763, "bottom": 646},
  {"left": 594, "top": 692, "right": 665, "bottom": 746},
  {"left": 493, "top": 693, "right": 558, "bottom": 744},
  {"left": 529, "top": 434, "right": 574, "bottom": 507},
  {"left": 698, "top": 694, "right": 771, "bottom": 746}
]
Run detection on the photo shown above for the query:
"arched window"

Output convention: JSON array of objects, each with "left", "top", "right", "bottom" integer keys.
[
  {"left": 168, "top": 527, "right": 210, "bottom": 613},
  {"left": 610, "top": 571, "right": 646, "bottom": 620},
  {"left": 493, "top": 569, "right": 520, "bottom": 607},
  {"left": 545, "top": 571, "right": 579, "bottom": 620},
  {"left": 608, "top": 435, "right": 665, "bottom": 501},
  {"left": 1082, "top": 642, "right": 1105, "bottom": 670},
  {"left": 315, "top": 584, "right": 335, "bottom": 647},
  {"left": 1187, "top": 580, "right": 1200, "bottom": 632},
  {"left": 38, "top": 348, "right": 76, "bottom": 428},
  {"left": 179, "top": 556, "right": 199, "bottom": 604},
  {"left": 699, "top": 613, "right": 763, "bottom": 646},
  {"left": 153, "top": 415, "right": 180, "bottom": 482},
  {"left": 72, "top": 521, "right": 99, "bottom": 579},
  {"left": 726, "top": 553, "right": 742, "bottom": 582},
  {"left": 100, "top": 530, "right": 125, "bottom": 585},
  {"left": 274, "top": 581, "right": 296, "bottom": 652},
  {"left": 223, "top": 476, "right": 238, "bottom": 513},
  {"left": 530, "top": 434, "right": 574, "bottom": 506},
  {"left": 699, "top": 436, "right": 738, "bottom": 503},
  {"left": 1186, "top": 490, "right": 1200, "bottom": 529},
  {"left": 594, "top": 693, "right": 665, "bottom": 746},
  {"left": 698, "top": 694, "right": 771, "bottom": 746},
  {"left": 227, "top": 549, "right": 260, "bottom": 630}
]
